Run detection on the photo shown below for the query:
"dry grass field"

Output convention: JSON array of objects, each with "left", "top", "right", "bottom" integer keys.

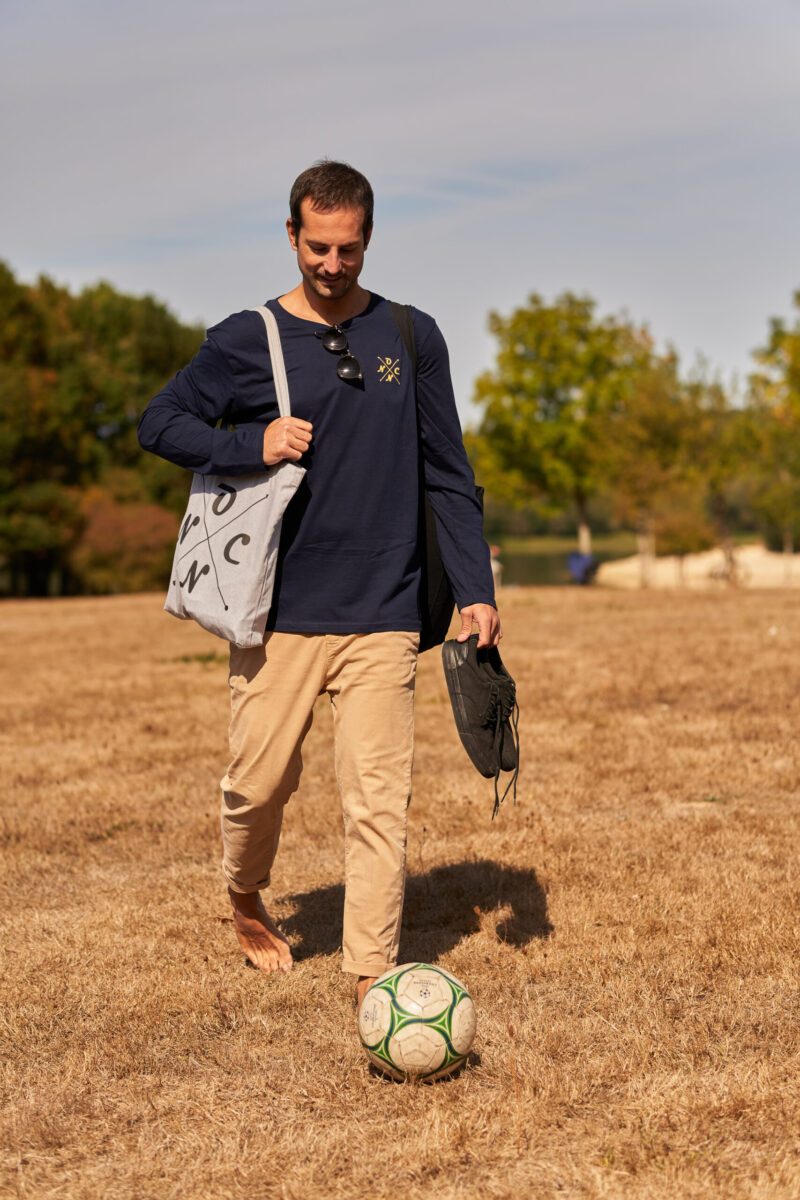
[{"left": 1, "top": 588, "right": 798, "bottom": 1200}]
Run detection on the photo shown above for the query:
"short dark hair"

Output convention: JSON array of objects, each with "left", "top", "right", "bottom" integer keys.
[{"left": 289, "top": 160, "right": 374, "bottom": 237}]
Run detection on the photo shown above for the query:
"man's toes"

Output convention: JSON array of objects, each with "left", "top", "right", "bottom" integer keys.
[
  {"left": 254, "top": 945, "right": 275, "bottom": 972},
  {"left": 247, "top": 943, "right": 270, "bottom": 971}
]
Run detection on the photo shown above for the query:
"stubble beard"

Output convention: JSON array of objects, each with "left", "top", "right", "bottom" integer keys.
[{"left": 308, "top": 273, "right": 355, "bottom": 301}]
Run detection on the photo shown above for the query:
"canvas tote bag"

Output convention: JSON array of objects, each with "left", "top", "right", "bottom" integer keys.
[{"left": 164, "top": 306, "right": 306, "bottom": 648}]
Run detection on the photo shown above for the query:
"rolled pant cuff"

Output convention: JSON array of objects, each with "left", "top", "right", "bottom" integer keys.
[
  {"left": 224, "top": 870, "right": 271, "bottom": 895},
  {"left": 342, "top": 959, "right": 396, "bottom": 978}
]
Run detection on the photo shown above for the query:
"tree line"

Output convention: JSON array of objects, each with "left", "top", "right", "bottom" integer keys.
[
  {"left": 0, "top": 261, "right": 203, "bottom": 595},
  {"left": 1, "top": 260, "right": 799, "bottom": 595},
  {"left": 466, "top": 290, "right": 800, "bottom": 584}
]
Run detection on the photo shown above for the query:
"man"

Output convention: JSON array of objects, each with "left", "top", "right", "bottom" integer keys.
[{"left": 138, "top": 160, "right": 500, "bottom": 1010}]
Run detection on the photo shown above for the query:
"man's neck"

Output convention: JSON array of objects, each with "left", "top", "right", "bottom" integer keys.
[{"left": 278, "top": 282, "right": 371, "bottom": 326}]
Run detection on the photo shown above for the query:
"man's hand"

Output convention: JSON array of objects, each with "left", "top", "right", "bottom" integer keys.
[
  {"left": 263, "top": 416, "right": 313, "bottom": 465},
  {"left": 456, "top": 603, "right": 501, "bottom": 649}
]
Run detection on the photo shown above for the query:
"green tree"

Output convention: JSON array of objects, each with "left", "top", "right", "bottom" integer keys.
[
  {"left": 748, "top": 292, "right": 800, "bottom": 577},
  {"left": 0, "top": 268, "right": 100, "bottom": 592},
  {"left": 0, "top": 261, "right": 203, "bottom": 595},
  {"left": 601, "top": 354, "right": 701, "bottom": 584},
  {"left": 467, "top": 292, "right": 651, "bottom": 554},
  {"left": 652, "top": 480, "right": 717, "bottom": 586},
  {"left": 691, "top": 380, "right": 753, "bottom": 584}
]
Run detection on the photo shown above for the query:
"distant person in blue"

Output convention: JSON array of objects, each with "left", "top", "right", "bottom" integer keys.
[
  {"left": 138, "top": 160, "right": 501, "bottom": 1011},
  {"left": 567, "top": 552, "right": 598, "bottom": 585}
]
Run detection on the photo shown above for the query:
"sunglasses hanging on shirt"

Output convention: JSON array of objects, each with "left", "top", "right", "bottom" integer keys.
[{"left": 315, "top": 325, "right": 363, "bottom": 382}]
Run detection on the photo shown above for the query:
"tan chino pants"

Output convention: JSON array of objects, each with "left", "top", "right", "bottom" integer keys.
[{"left": 220, "top": 630, "right": 420, "bottom": 977}]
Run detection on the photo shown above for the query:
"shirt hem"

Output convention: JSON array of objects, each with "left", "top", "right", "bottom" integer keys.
[{"left": 270, "top": 619, "right": 422, "bottom": 634}]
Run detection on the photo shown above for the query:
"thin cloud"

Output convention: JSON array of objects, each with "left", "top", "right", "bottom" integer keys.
[{"left": 2, "top": 0, "right": 799, "bottom": 413}]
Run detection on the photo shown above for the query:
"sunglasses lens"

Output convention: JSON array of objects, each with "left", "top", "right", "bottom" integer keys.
[
  {"left": 323, "top": 329, "right": 348, "bottom": 353},
  {"left": 317, "top": 325, "right": 362, "bottom": 381},
  {"left": 337, "top": 355, "right": 363, "bottom": 381}
]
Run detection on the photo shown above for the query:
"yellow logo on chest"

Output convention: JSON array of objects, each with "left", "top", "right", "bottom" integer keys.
[{"left": 377, "top": 355, "right": 401, "bottom": 384}]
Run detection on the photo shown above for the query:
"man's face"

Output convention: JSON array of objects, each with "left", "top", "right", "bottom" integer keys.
[{"left": 287, "top": 200, "right": 371, "bottom": 301}]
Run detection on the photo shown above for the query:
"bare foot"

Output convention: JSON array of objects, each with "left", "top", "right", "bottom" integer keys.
[
  {"left": 356, "top": 976, "right": 378, "bottom": 1011},
  {"left": 228, "top": 888, "right": 293, "bottom": 973}
]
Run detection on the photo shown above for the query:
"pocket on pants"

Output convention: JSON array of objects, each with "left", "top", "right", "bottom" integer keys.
[{"left": 228, "top": 640, "right": 268, "bottom": 693}]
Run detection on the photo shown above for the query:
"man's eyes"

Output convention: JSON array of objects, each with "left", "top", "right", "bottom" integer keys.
[{"left": 308, "top": 244, "right": 357, "bottom": 254}]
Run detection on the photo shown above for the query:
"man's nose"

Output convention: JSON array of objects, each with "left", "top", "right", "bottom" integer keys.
[{"left": 323, "top": 252, "right": 341, "bottom": 275}]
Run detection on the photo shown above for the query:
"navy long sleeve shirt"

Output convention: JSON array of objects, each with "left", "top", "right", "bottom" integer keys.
[{"left": 138, "top": 293, "right": 495, "bottom": 634}]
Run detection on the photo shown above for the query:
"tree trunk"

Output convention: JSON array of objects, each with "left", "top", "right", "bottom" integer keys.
[
  {"left": 721, "top": 536, "right": 739, "bottom": 587},
  {"left": 24, "top": 552, "right": 56, "bottom": 597},
  {"left": 576, "top": 498, "right": 592, "bottom": 556},
  {"left": 637, "top": 515, "right": 655, "bottom": 588},
  {"left": 784, "top": 528, "right": 794, "bottom": 585},
  {"left": 677, "top": 555, "right": 686, "bottom": 587},
  {"left": 578, "top": 520, "right": 592, "bottom": 557}
]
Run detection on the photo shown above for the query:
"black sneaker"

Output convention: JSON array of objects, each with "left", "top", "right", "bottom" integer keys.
[
  {"left": 442, "top": 634, "right": 520, "bottom": 816},
  {"left": 481, "top": 646, "right": 520, "bottom": 775}
]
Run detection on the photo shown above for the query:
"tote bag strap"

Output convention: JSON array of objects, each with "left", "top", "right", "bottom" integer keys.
[{"left": 252, "top": 305, "right": 292, "bottom": 418}]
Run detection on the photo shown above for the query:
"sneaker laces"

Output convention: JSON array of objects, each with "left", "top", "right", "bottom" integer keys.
[{"left": 481, "top": 677, "right": 520, "bottom": 818}]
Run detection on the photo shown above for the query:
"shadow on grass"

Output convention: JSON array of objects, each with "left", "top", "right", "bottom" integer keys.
[{"left": 281, "top": 859, "right": 552, "bottom": 964}]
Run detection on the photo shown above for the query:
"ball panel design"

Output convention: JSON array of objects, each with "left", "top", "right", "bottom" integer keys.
[
  {"left": 389, "top": 1023, "right": 448, "bottom": 1074},
  {"left": 394, "top": 968, "right": 452, "bottom": 1019},
  {"left": 357, "top": 986, "right": 394, "bottom": 1048},
  {"left": 449, "top": 995, "right": 477, "bottom": 1055}
]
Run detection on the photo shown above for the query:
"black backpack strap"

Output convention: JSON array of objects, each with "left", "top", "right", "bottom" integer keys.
[
  {"left": 388, "top": 299, "right": 455, "bottom": 652},
  {"left": 388, "top": 301, "right": 417, "bottom": 375}
]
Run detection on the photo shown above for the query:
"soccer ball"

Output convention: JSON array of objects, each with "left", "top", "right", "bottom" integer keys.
[{"left": 358, "top": 963, "right": 476, "bottom": 1081}]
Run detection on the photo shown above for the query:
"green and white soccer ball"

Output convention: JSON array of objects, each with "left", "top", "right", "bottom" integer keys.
[{"left": 358, "top": 962, "right": 476, "bottom": 1081}]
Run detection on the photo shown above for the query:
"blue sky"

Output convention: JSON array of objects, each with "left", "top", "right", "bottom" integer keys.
[{"left": 3, "top": 0, "right": 800, "bottom": 418}]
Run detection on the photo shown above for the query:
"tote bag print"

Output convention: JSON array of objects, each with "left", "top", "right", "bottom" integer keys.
[{"left": 164, "top": 306, "right": 305, "bottom": 648}]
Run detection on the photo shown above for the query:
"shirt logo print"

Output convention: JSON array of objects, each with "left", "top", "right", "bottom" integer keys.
[{"left": 377, "top": 355, "right": 401, "bottom": 384}]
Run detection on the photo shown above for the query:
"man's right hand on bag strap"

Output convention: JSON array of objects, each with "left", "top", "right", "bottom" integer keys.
[{"left": 263, "top": 417, "right": 313, "bottom": 465}]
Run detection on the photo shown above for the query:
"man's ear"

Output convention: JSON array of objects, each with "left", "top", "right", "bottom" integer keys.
[
  {"left": 363, "top": 224, "right": 373, "bottom": 251},
  {"left": 286, "top": 217, "right": 299, "bottom": 250}
]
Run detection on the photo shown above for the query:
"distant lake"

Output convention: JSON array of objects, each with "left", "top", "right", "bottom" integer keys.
[{"left": 496, "top": 537, "right": 636, "bottom": 586}]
